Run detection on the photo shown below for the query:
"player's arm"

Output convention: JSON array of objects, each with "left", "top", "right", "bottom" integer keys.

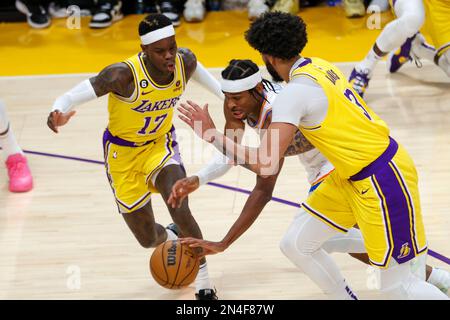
[
  {"left": 178, "top": 47, "right": 224, "bottom": 100},
  {"left": 47, "top": 63, "right": 133, "bottom": 133},
  {"left": 168, "top": 106, "right": 245, "bottom": 208},
  {"left": 177, "top": 82, "right": 306, "bottom": 176}
]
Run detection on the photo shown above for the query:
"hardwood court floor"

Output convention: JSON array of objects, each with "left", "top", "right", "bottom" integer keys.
[{"left": 0, "top": 61, "right": 449, "bottom": 299}]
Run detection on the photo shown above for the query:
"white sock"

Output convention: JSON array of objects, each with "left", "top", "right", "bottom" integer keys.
[
  {"left": 195, "top": 262, "right": 212, "bottom": 292},
  {"left": 427, "top": 267, "right": 450, "bottom": 293},
  {"left": 165, "top": 229, "right": 178, "bottom": 241},
  {"left": 322, "top": 227, "right": 366, "bottom": 254},
  {"left": 328, "top": 279, "right": 358, "bottom": 300},
  {"left": 411, "top": 33, "right": 436, "bottom": 62},
  {"left": 356, "top": 48, "right": 381, "bottom": 76},
  {"left": 0, "top": 101, "right": 22, "bottom": 158}
]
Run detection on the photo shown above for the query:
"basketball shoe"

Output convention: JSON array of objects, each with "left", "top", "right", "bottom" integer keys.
[
  {"left": 6, "top": 153, "right": 33, "bottom": 193},
  {"left": 89, "top": 1, "right": 123, "bottom": 29},
  {"left": 196, "top": 288, "right": 218, "bottom": 300},
  {"left": 160, "top": 1, "right": 181, "bottom": 27},
  {"left": 349, "top": 68, "right": 370, "bottom": 98},
  {"left": 248, "top": 0, "right": 269, "bottom": 20},
  {"left": 270, "top": 0, "right": 299, "bottom": 14},
  {"left": 343, "top": 0, "right": 365, "bottom": 18},
  {"left": 166, "top": 223, "right": 180, "bottom": 237},
  {"left": 15, "top": 0, "right": 51, "bottom": 29},
  {"left": 387, "top": 33, "right": 433, "bottom": 73},
  {"left": 183, "top": 0, "right": 206, "bottom": 22}
]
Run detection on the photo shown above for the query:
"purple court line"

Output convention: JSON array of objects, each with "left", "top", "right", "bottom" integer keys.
[{"left": 21, "top": 148, "right": 450, "bottom": 266}]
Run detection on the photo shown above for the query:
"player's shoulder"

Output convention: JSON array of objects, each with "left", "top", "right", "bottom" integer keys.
[
  {"left": 177, "top": 47, "right": 197, "bottom": 79},
  {"left": 100, "top": 62, "right": 134, "bottom": 82}
]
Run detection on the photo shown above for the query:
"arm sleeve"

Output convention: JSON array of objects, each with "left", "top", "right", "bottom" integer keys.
[
  {"left": 191, "top": 61, "right": 225, "bottom": 100},
  {"left": 195, "top": 151, "right": 234, "bottom": 185},
  {"left": 51, "top": 79, "right": 98, "bottom": 113}
]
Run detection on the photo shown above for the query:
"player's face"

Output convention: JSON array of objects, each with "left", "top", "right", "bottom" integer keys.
[
  {"left": 142, "top": 36, "right": 177, "bottom": 74},
  {"left": 262, "top": 54, "right": 283, "bottom": 83},
  {"left": 224, "top": 90, "right": 260, "bottom": 120}
]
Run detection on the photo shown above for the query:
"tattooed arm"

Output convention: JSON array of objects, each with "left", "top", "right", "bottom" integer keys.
[{"left": 284, "top": 129, "right": 315, "bottom": 156}]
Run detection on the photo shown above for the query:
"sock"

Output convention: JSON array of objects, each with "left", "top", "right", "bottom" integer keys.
[
  {"left": 427, "top": 267, "right": 450, "bottom": 292},
  {"left": 195, "top": 262, "right": 212, "bottom": 293},
  {"left": 328, "top": 279, "right": 358, "bottom": 300},
  {"left": 411, "top": 33, "right": 435, "bottom": 62},
  {"left": 0, "top": 101, "right": 22, "bottom": 158},
  {"left": 322, "top": 227, "right": 366, "bottom": 254},
  {"left": 356, "top": 47, "right": 381, "bottom": 76},
  {"left": 165, "top": 229, "right": 178, "bottom": 241}
]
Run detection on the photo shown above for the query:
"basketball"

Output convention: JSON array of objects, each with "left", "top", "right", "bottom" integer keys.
[{"left": 150, "top": 240, "right": 200, "bottom": 289}]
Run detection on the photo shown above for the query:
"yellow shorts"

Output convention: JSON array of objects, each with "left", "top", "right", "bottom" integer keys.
[
  {"left": 102, "top": 126, "right": 182, "bottom": 214},
  {"left": 303, "top": 140, "right": 427, "bottom": 268},
  {"left": 423, "top": 0, "right": 450, "bottom": 59}
]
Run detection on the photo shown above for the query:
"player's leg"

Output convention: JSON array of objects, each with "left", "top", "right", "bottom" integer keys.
[
  {"left": 349, "top": 142, "right": 448, "bottom": 299},
  {"left": 436, "top": 50, "right": 450, "bottom": 77},
  {"left": 122, "top": 200, "right": 176, "bottom": 248},
  {"left": 350, "top": 0, "right": 425, "bottom": 97},
  {"left": 154, "top": 163, "right": 216, "bottom": 299},
  {"left": 379, "top": 255, "right": 448, "bottom": 299},
  {"left": 0, "top": 99, "right": 33, "bottom": 192},
  {"left": 280, "top": 208, "right": 358, "bottom": 299},
  {"left": 280, "top": 171, "right": 359, "bottom": 299}
]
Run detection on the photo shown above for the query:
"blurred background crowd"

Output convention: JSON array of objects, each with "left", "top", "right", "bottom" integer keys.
[{"left": 0, "top": 0, "right": 390, "bottom": 29}]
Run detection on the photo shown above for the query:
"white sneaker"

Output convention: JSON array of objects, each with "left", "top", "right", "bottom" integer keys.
[
  {"left": 248, "top": 0, "right": 268, "bottom": 20},
  {"left": 184, "top": 0, "right": 205, "bottom": 22}
]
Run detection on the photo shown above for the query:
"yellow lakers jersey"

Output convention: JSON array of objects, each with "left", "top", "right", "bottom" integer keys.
[
  {"left": 107, "top": 52, "right": 186, "bottom": 143},
  {"left": 292, "top": 58, "right": 390, "bottom": 178}
]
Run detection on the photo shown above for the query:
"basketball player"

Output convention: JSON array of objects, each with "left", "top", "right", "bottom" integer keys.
[
  {"left": 0, "top": 99, "right": 33, "bottom": 193},
  {"left": 349, "top": 0, "right": 428, "bottom": 97},
  {"left": 169, "top": 59, "right": 450, "bottom": 295},
  {"left": 177, "top": 12, "right": 449, "bottom": 299},
  {"left": 386, "top": 0, "right": 450, "bottom": 78},
  {"left": 46, "top": 14, "right": 223, "bottom": 300}
]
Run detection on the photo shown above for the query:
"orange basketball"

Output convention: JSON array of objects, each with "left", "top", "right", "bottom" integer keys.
[{"left": 149, "top": 240, "right": 200, "bottom": 289}]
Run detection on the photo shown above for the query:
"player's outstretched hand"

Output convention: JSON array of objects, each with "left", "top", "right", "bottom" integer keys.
[
  {"left": 180, "top": 237, "right": 227, "bottom": 257},
  {"left": 168, "top": 176, "right": 200, "bottom": 208},
  {"left": 47, "top": 110, "right": 76, "bottom": 133},
  {"left": 178, "top": 100, "right": 216, "bottom": 142}
]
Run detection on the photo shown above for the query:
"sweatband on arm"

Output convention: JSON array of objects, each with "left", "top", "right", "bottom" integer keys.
[{"left": 52, "top": 79, "right": 98, "bottom": 113}]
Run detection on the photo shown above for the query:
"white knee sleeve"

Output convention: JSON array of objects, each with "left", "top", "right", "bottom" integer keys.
[
  {"left": 279, "top": 209, "right": 358, "bottom": 299},
  {"left": 379, "top": 257, "right": 449, "bottom": 300},
  {"left": 322, "top": 227, "right": 366, "bottom": 254},
  {"left": 376, "top": 0, "right": 424, "bottom": 53}
]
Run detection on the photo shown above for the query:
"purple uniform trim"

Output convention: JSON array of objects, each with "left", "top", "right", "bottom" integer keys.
[
  {"left": 7, "top": 147, "right": 449, "bottom": 266},
  {"left": 302, "top": 202, "right": 348, "bottom": 232},
  {"left": 350, "top": 137, "right": 398, "bottom": 181},
  {"left": 372, "top": 161, "right": 421, "bottom": 265}
]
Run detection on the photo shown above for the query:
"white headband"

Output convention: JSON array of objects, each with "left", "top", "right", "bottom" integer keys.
[
  {"left": 140, "top": 25, "right": 175, "bottom": 45},
  {"left": 220, "top": 72, "right": 262, "bottom": 93}
]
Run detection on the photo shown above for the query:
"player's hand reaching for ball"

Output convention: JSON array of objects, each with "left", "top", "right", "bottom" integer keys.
[
  {"left": 180, "top": 238, "right": 227, "bottom": 257},
  {"left": 47, "top": 110, "right": 76, "bottom": 133},
  {"left": 178, "top": 100, "right": 217, "bottom": 143},
  {"left": 168, "top": 176, "right": 200, "bottom": 208}
]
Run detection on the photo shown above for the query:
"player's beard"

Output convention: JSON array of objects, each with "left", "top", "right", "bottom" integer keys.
[{"left": 266, "top": 60, "right": 284, "bottom": 83}]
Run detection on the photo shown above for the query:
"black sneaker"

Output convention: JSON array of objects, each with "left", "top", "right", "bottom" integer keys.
[
  {"left": 159, "top": 1, "right": 180, "bottom": 27},
  {"left": 166, "top": 223, "right": 180, "bottom": 237},
  {"left": 195, "top": 288, "right": 218, "bottom": 300},
  {"left": 90, "top": 0, "right": 124, "bottom": 29},
  {"left": 15, "top": 0, "right": 51, "bottom": 29}
]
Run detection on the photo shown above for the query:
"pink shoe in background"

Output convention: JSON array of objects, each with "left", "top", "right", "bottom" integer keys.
[{"left": 6, "top": 153, "right": 33, "bottom": 193}]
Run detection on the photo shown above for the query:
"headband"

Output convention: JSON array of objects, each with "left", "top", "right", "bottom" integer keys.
[
  {"left": 140, "top": 25, "right": 175, "bottom": 45},
  {"left": 220, "top": 71, "right": 262, "bottom": 93}
]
